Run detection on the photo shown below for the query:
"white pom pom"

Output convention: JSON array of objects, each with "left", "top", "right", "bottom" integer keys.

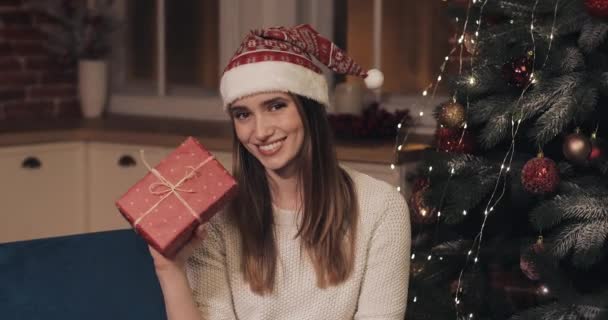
[{"left": 364, "top": 68, "right": 384, "bottom": 89}]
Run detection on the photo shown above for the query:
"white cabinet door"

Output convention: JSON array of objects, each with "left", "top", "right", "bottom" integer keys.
[
  {"left": 87, "top": 143, "right": 172, "bottom": 232},
  {"left": 211, "top": 150, "right": 232, "bottom": 173},
  {"left": 87, "top": 143, "right": 233, "bottom": 233},
  {"left": 0, "top": 142, "right": 86, "bottom": 243}
]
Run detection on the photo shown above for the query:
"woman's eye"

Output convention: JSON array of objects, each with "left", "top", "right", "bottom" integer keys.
[
  {"left": 270, "top": 102, "right": 286, "bottom": 111},
  {"left": 233, "top": 111, "right": 250, "bottom": 120}
]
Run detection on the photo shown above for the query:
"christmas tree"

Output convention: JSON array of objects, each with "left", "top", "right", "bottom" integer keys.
[{"left": 405, "top": 0, "right": 608, "bottom": 319}]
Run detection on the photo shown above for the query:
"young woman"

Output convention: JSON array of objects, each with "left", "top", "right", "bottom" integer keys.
[{"left": 149, "top": 24, "right": 411, "bottom": 320}]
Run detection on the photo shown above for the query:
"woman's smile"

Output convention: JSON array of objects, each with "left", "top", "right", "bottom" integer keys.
[{"left": 257, "top": 137, "right": 286, "bottom": 156}]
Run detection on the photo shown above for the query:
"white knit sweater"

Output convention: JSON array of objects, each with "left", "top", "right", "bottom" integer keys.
[{"left": 186, "top": 168, "right": 411, "bottom": 320}]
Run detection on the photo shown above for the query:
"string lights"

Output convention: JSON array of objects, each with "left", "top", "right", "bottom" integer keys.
[
  {"left": 452, "top": 2, "right": 561, "bottom": 318},
  {"left": 392, "top": 0, "right": 562, "bottom": 318}
]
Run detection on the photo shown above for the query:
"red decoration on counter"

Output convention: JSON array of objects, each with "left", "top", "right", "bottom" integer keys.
[{"left": 327, "top": 103, "right": 411, "bottom": 140}]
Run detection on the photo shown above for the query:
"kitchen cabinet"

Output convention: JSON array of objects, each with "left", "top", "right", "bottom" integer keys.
[
  {"left": 0, "top": 143, "right": 86, "bottom": 243},
  {"left": 0, "top": 141, "right": 407, "bottom": 243},
  {"left": 86, "top": 142, "right": 173, "bottom": 232},
  {"left": 86, "top": 143, "right": 233, "bottom": 233}
]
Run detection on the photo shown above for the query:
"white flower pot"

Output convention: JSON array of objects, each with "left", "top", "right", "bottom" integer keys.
[
  {"left": 78, "top": 60, "right": 108, "bottom": 118},
  {"left": 333, "top": 82, "right": 365, "bottom": 115}
]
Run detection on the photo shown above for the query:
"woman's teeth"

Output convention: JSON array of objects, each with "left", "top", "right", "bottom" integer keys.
[{"left": 259, "top": 139, "right": 283, "bottom": 153}]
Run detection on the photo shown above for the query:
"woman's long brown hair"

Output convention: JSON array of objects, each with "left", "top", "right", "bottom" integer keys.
[{"left": 226, "top": 94, "right": 359, "bottom": 295}]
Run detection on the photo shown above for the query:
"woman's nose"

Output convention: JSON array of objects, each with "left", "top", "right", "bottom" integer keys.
[{"left": 254, "top": 115, "right": 274, "bottom": 141}]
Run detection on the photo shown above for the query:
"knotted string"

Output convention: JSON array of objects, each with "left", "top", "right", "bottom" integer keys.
[{"left": 133, "top": 149, "right": 215, "bottom": 227}]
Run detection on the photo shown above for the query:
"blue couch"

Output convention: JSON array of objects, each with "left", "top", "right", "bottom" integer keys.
[{"left": 0, "top": 230, "right": 167, "bottom": 320}]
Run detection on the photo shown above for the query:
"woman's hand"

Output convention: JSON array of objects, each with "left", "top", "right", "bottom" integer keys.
[{"left": 149, "top": 224, "right": 208, "bottom": 273}]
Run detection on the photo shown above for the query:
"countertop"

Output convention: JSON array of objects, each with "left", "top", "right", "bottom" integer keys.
[{"left": 0, "top": 115, "right": 431, "bottom": 165}]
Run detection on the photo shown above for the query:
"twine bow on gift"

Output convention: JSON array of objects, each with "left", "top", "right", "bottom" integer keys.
[{"left": 133, "top": 149, "right": 215, "bottom": 227}]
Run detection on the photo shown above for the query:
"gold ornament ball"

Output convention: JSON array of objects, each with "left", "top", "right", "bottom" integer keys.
[
  {"left": 438, "top": 101, "right": 466, "bottom": 128},
  {"left": 563, "top": 131, "right": 591, "bottom": 165}
]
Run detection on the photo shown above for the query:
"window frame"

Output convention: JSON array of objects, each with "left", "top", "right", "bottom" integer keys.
[{"left": 105, "top": 0, "right": 441, "bottom": 133}]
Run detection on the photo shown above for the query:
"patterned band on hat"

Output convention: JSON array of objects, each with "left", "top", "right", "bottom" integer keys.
[{"left": 220, "top": 24, "right": 378, "bottom": 109}]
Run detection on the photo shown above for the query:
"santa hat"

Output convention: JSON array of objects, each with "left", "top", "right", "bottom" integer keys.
[{"left": 220, "top": 24, "right": 383, "bottom": 109}]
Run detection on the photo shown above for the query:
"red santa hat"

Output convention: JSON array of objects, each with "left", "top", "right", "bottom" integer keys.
[{"left": 220, "top": 24, "right": 383, "bottom": 109}]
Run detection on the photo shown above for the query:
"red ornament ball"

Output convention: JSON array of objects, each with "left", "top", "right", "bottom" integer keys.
[
  {"left": 521, "top": 154, "right": 560, "bottom": 195},
  {"left": 502, "top": 55, "right": 533, "bottom": 88},
  {"left": 520, "top": 236, "right": 545, "bottom": 281},
  {"left": 408, "top": 178, "right": 436, "bottom": 224},
  {"left": 436, "top": 127, "right": 475, "bottom": 153},
  {"left": 589, "top": 134, "right": 605, "bottom": 162},
  {"left": 585, "top": 0, "right": 608, "bottom": 18}
]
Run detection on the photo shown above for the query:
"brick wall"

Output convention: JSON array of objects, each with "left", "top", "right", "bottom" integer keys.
[{"left": 0, "top": 0, "right": 80, "bottom": 121}]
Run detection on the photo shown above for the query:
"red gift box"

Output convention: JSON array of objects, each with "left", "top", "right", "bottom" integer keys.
[{"left": 116, "top": 136, "right": 237, "bottom": 258}]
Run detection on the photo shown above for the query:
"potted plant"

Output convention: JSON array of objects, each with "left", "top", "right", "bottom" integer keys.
[{"left": 30, "top": 0, "right": 117, "bottom": 118}]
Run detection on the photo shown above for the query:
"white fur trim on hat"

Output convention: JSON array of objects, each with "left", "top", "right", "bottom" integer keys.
[{"left": 220, "top": 61, "right": 329, "bottom": 110}]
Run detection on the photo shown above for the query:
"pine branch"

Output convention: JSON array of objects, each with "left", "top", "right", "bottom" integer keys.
[
  {"left": 479, "top": 112, "right": 512, "bottom": 149},
  {"left": 575, "top": 304, "right": 608, "bottom": 319},
  {"left": 455, "top": 66, "right": 507, "bottom": 99},
  {"left": 572, "top": 220, "right": 608, "bottom": 268},
  {"left": 422, "top": 154, "right": 500, "bottom": 221},
  {"left": 529, "top": 95, "right": 576, "bottom": 145},
  {"left": 579, "top": 20, "right": 608, "bottom": 53},
  {"left": 555, "top": 1, "right": 589, "bottom": 37},
  {"left": 548, "top": 220, "right": 608, "bottom": 268},
  {"left": 544, "top": 47, "right": 585, "bottom": 76},
  {"left": 512, "top": 302, "right": 608, "bottom": 320},
  {"left": 509, "top": 303, "right": 571, "bottom": 320},
  {"left": 520, "top": 73, "right": 583, "bottom": 122},
  {"left": 531, "top": 194, "right": 608, "bottom": 230},
  {"left": 468, "top": 93, "right": 520, "bottom": 126},
  {"left": 574, "top": 86, "right": 599, "bottom": 124}
]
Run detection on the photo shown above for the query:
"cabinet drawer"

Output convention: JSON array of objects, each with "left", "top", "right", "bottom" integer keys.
[
  {"left": 0, "top": 143, "right": 86, "bottom": 243},
  {"left": 87, "top": 143, "right": 172, "bottom": 232}
]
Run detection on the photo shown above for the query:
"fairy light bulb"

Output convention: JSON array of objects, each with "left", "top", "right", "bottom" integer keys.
[{"left": 540, "top": 285, "right": 549, "bottom": 295}]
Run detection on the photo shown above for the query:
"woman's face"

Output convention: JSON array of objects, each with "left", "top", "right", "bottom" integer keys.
[{"left": 229, "top": 92, "right": 305, "bottom": 177}]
